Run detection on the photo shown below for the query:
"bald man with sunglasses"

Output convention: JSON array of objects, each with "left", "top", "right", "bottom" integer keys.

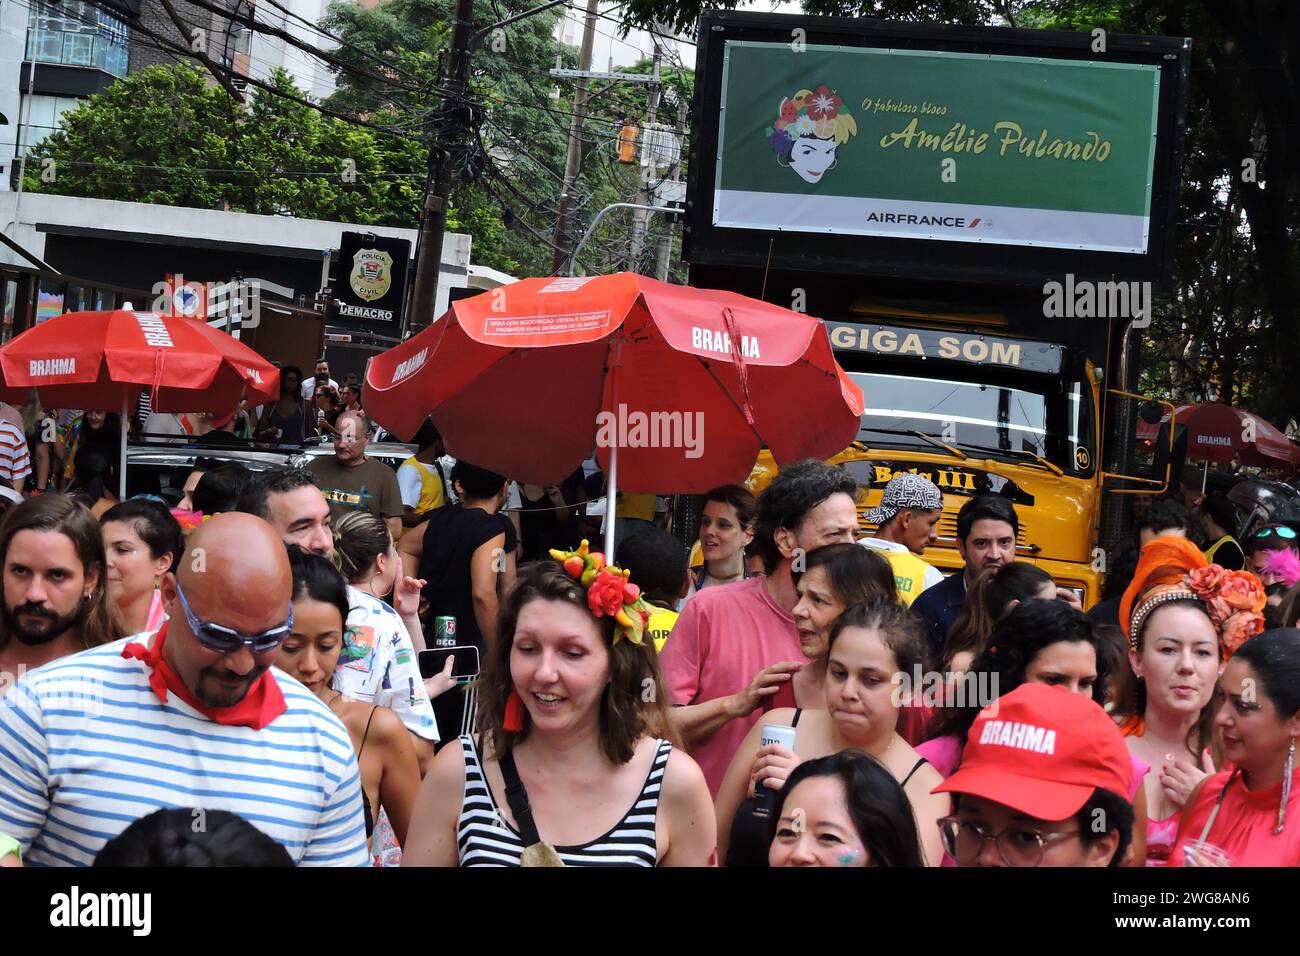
[{"left": 0, "top": 514, "right": 369, "bottom": 866}]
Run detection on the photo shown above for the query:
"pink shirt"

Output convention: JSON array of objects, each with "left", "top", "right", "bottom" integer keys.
[
  {"left": 658, "top": 575, "right": 808, "bottom": 797},
  {"left": 1169, "top": 767, "right": 1300, "bottom": 867}
]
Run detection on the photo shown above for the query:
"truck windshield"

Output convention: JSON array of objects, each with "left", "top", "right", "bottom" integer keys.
[{"left": 849, "top": 371, "right": 1094, "bottom": 474}]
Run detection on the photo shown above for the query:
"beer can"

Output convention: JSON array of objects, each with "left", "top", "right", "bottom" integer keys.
[{"left": 434, "top": 616, "right": 457, "bottom": 648}]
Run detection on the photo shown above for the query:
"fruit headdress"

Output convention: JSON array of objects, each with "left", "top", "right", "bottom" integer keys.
[
  {"left": 548, "top": 539, "right": 656, "bottom": 646},
  {"left": 767, "top": 84, "right": 857, "bottom": 161}
]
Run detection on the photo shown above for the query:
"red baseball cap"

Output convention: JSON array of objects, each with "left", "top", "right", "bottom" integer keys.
[{"left": 933, "top": 683, "right": 1132, "bottom": 820}]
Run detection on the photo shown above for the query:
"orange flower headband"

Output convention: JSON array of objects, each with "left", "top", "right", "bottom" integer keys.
[
  {"left": 548, "top": 540, "right": 654, "bottom": 646},
  {"left": 1122, "top": 536, "right": 1266, "bottom": 660}
]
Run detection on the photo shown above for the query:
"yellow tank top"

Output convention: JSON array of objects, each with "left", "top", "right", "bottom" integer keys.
[
  {"left": 878, "top": 548, "right": 932, "bottom": 606},
  {"left": 402, "top": 456, "right": 445, "bottom": 513},
  {"left": 648, "top": 607, "right": 679, "bottom": 653}
]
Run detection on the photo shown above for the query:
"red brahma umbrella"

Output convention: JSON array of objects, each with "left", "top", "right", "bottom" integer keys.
[
  {"left": 0, "top": 309, "right": 280, "bottom": 496},
  {"left": 365, "top": 273, "right": 864, "bottom": 557}
]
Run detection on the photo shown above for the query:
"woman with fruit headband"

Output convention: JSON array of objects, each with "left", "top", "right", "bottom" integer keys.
[
  {"left": 768, "top": 85, "right": 857, "bottom": 184},
  {"left": 1114, "top": 535, "right": 1266, "bottom": 865},
  {"left": 402, "top": 556, "right": 716, "bottom": 866}
]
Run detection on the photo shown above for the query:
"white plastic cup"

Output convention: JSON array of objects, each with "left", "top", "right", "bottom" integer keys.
[{"left": 753, "top": 723, "right": 798, "bottom": 817}]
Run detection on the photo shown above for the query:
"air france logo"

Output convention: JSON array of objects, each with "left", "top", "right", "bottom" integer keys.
[
  {"left": 393, "top": 348, "right": 428, "bottom": 383},
  {"left": 978, "top": 719, "right": 1056, "bottom": 755},
  {"left": 29, "top": 358, "right": 75, "bottom": 376}
]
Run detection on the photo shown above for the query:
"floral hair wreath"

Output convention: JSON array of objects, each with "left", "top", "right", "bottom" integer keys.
[
  {"left": 548, "top": 540, "right": 655, "bottom": 646},
  {"left": 767, "top": 84, "right": 858, "bottom": 161},
  {"left": 1129, "top": 565, "right": 1267, "bottom": 661}
]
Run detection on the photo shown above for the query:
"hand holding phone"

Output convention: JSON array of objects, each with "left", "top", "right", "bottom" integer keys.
[{"left": 419, "top": 645, "right": 480, "bottom": 681}]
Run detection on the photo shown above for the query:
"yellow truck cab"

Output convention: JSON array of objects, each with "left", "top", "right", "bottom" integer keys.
[{"left": 747, "top": 302, "right": 1109, "bottom": 604}]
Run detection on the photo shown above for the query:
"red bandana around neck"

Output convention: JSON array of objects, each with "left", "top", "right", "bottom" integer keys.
[{"left": 121, "top": 621, "right": 286, "bottom": 729}]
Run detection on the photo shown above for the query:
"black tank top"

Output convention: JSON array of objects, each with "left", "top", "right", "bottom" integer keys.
[{"left": 359, "top": 706, "right": 379, "bottom": 838}]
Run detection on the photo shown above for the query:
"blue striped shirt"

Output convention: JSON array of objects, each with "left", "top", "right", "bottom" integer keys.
[{"left": 0, "top": 635, "right": 369, "bottom": 867}]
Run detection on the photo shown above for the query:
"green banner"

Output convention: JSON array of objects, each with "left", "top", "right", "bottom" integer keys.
[{"left": 714, "top": 42, "right": 1161, "bottom": 252}]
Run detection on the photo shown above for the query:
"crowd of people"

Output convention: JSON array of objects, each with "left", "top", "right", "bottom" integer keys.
[{"left": 1, "top": 423, "right": 1299, "bottom": 869}]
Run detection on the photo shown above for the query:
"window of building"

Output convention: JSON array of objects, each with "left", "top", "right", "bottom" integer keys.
[{"left": 26, "top": 0, "right": 129, "bottom": 77}]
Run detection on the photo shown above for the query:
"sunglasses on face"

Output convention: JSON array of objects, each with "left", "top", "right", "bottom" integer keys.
[
  {"left": 1253, "top": 526, "right": 1297, "bottom": 540},
  {"left": 173, "top": 579, "right": 293, "bottom": 654}
]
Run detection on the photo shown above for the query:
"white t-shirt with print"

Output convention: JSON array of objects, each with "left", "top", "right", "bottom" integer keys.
[{"left": 333, "top": 586, "right": 439, "bottom": 742}]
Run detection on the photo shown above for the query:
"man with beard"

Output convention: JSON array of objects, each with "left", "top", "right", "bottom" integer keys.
[
  {"left": 0, "top": 513, "right": 368, "bottom": 866},
  {"left": 911, "top": 495, "right": 1020, "bottom": 659},
  {"left": 0, "top": 494, "right": 122, "bottom": 692}
]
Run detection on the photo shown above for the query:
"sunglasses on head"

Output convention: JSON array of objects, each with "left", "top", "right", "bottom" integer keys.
[
  {"left": 173, "top": 579, "right": 293, "bottom": 654},
  {"left": 1253, "top": 526, "right": 1298, "bottom": 540}
]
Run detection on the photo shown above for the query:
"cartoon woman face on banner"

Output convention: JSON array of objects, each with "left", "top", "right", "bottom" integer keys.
[{"left": 767, "top": 85, "right": 857, "bottom": 184}]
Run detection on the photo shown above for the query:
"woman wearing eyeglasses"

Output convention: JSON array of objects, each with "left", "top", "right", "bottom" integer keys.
[
  {"left": 933, "top": 682, "right": 1135, "bottom": 867},
  {"left": 275, "top": 547, "right": 421, "bottom": 866}
]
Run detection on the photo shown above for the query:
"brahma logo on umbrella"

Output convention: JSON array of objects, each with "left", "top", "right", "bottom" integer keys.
[
  {"left": 392, "top": 348, "right": 429, "bottom": 384},
  {"left": 29, "top": 358, "right": 75, "bottom": 376},
  {"left": 350, "top": 249, "right": 393, "bottom": 302}
]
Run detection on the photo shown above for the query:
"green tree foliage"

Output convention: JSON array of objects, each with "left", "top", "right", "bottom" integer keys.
[
  {"left": 23, "top": 64, "right": 421, "bottom": 225},
  {"left": 321, "top": 0, "right": 581, "bottom": 275}
]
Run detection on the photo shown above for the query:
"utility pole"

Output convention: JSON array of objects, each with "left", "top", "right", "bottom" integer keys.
[
  {"left": 550, "top": 0, "right": 600, "bottom": 273},
  {"left": 655, "top": 97, "right": 688, "bottom": 281},
  {"left": 407, "top": 0, "right": 475, "bottom": 336},
  {"left": 628, "top": 49, "right": 661, "bottom": 274},
  {"left": 404, "top": 0, "right": 572, "bottom": 333}
]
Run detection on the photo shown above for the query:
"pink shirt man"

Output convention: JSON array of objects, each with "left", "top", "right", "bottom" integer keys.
[{"left": 659, "top": 575, "right": 808, "bottom": 797}]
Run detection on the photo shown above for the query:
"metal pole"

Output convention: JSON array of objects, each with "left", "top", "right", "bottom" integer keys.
[
  {"left": 11, "top": 4, "right": 40, "bottom": 241},
  {"left": 550, "top": 0, "right": 600, "bottom": 273},
  {"left": 655, "top": 98, "right": 688, "bottom": 281},
  {"left": 629, "top": 51, "right": 661, "bottom": 272},
  {"left": 407, "top": 0, "right": 475, "bottom": 335},
  {"left": 569, "top": 203, "right": 675, "bottom": 276}
]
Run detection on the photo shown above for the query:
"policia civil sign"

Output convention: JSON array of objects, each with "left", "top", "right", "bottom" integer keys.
[
  {"left": 712, "top": 42, "right": 1160, "bottom": 253},
  {"left": 329, "top": 232, "right": 411, "bottom": 329}
]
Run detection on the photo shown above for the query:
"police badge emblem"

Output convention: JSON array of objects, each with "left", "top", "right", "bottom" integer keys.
[{"left": 349, "top": 248, "right": 393, "bottom": 302}]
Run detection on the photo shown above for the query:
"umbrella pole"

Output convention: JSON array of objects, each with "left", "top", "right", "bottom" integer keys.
[
  {"left": 605, "top": 442, "right": 618, "bottom": 563},
  {"left": 604, "top": 336, "right": 623, "bottom": 564},
  {"left": 120, "top": 394, "right": 129, "bottom": 500},
  {"left": 1202, "top": 462, "right": 1209, "bottom": 494}
]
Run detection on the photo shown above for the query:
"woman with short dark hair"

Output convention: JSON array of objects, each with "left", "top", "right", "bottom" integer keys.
[
  {"left": 101, "top": 499, "right": 183, "bottom": 635},
  {"left": 769, "top": 751, "right": 924, "bottom": 867}
]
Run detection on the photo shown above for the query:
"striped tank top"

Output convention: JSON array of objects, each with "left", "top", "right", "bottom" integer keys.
[{"left": 457, "top": 733, "right": 671, "bottom": 866}]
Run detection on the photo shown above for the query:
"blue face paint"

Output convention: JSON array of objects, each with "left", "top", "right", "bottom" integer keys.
[{"left": 837, "top": 847, "right": 861, "bottom": 866}]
